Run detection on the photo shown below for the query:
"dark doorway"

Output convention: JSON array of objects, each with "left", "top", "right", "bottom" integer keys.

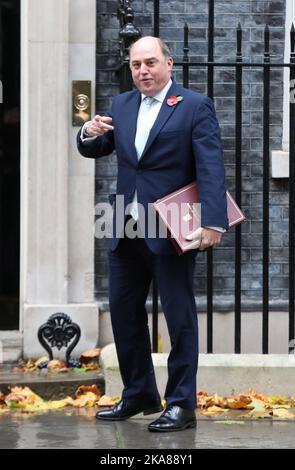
[{"left": 0, "top": 0, "right": 20, "bottom": 330}]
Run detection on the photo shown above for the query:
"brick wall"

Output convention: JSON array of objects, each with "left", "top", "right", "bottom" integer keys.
[{"left": 95, "top": 0, "right": 287, "bottom": 310}]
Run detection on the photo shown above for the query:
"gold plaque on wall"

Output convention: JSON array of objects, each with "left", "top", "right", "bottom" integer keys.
[{"left": 72, "top": 81, "right": 91, "bottom": 126}]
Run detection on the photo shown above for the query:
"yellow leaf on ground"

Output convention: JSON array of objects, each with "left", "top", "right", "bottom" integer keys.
[
  {"left": 1, "top": 387, "right": 295, "bottom": 416},
  {"left": 75, "top": 385, "right": 101, "bottom": 399},
  {"left": 271, "top": 408, "right": 295, "bottom": 419},
  {"left": 72, "top": 392, "right": 99, "bottom": 408},
  {"left": 214, "top": 393, "right": 227, "bottom": 406},
  {"left": 226, "top": 395, "right": 252, "bottom": 410},
  {"left": 22, "top": 398, "right": 72, "bottom": 412},
  {"left": 266, "top": 404, "right": 291, "bottom": 410},
  {"left": 72, "top": 384, "right": 101, "bottom": 408},
  {"left": 197, "top": 392, "right": 210, "bottom": 409},
  {"left": 247, "top": 389, "right": 268, "bottom": 402},
  {"left": 197, "top": 391, "right": 230, "bottom": 409},
  {"left": 48, "top": 397, "right": 73, "bottom": 409},
  {"left": 26, "top": 358, "right": 38, "bottom": 369},
  {"left": 246, "top": 398, "right": 271, "bottom": 419},
  {"left": 97, "top": 395, "right": 117, "bottom": 407},
  {"left": 5, "top": 386, "right": 43, "bottom": 407},
  {"left": 201, "top": 406, "right": 228, "bottom": 416}
]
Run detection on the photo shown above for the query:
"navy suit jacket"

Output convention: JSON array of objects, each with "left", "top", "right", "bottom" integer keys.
[{"left": 77, "top": 81, "right": 228, "bottom": 254}]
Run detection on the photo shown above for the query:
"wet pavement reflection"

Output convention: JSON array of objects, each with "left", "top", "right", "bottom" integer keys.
[{"left": 0, "top": 408, "right": 295, "bottom": 449}]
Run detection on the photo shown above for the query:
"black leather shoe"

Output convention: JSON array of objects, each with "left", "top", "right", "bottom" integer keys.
[
  {"left": 96, "top": 398, "right": 163, "bottom": 421},
  {"left": 148, "top": 405, "right": 196, "bottom": 432}
]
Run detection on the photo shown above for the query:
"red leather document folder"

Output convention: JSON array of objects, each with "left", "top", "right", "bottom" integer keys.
[{"left": 153, "top": 181, "right": 245, "bottom": 254}]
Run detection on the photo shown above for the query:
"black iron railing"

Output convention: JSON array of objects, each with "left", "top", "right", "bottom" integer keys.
[
  {"left": 289, "top": 24, "right": 295, "bottom": 355},
  {"left": 115, "top": 0, "right": 295, "bottom": 354}
]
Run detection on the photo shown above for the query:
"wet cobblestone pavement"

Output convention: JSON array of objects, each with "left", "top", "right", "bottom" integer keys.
[{"left": 0, "top": 408, "right": 295, "bottom": 449}]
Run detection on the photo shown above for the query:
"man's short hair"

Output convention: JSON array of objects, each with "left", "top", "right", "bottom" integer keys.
[
  {"left": 129, "top": 37, "right": 172, "bottom": 59},
  {"left": 156, "top": 38, "right": 172, "bottom": 58}
]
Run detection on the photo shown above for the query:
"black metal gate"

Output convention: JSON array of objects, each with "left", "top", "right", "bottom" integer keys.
[{"left": 111, "top": 0, "right": 295, "bottom": 354}]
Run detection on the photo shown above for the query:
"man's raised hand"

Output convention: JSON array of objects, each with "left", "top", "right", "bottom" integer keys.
[{"left": 85, "top": 115, "right": 114, "bottom": 137}]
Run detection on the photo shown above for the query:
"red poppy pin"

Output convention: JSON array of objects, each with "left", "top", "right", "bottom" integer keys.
[{"left": 166, "top": 95, "right": 184, "bottom": 107}]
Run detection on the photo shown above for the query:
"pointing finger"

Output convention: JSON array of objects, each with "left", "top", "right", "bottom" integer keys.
[{"left": 100, "top": 116, "right": 113, "bottom": 124}]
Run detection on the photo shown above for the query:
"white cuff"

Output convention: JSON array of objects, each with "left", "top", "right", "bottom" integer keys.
[
  {"left": 80, "top": 122, "right": 96, "bottom": 142},
  {"left": 204, "top": 226, "right": 226, "bottom": 233}
]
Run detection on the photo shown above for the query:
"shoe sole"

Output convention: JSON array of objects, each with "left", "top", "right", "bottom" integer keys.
[
  {"left": 148, "top": 421, "right": 197, "bottom": 432},
  {"left": 96, "top": 405, "right": 163, "bottom": 421},
  {"left": 96, "top": 414, "right": 128, "bottom": 421}
]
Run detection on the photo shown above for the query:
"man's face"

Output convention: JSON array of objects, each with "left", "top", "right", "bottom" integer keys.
[{"left": 130, "top": 38, "right": 173, "bottom": 96}]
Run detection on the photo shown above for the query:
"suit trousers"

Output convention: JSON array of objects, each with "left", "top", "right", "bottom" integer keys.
[{"left": 108, "top": 221, "right": 199, "bottom": 410}]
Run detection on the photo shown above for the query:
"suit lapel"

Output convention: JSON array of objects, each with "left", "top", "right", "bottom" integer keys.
[
  {"left": 140, "top": 81, "right": 181, "bottom": 160},
  {"left": 124, "top": 89, "right": 141, "bottom": 163}
]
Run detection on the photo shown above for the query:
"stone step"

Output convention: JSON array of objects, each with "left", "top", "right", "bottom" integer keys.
[
  {"left": 100, "top": 343, "right": 295, "bottom": 397},
  {"left": 0, "top": 366, "right": 105, "bottom": 400}
]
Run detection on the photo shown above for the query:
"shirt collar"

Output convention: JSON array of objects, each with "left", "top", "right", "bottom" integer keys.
[{"left": 141, "top": 78, "right": 173, "bottom": 103}]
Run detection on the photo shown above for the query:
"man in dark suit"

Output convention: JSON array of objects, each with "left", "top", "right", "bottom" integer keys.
[{"left": 77, "top": 36, "right": 228, "bottom": 432}]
